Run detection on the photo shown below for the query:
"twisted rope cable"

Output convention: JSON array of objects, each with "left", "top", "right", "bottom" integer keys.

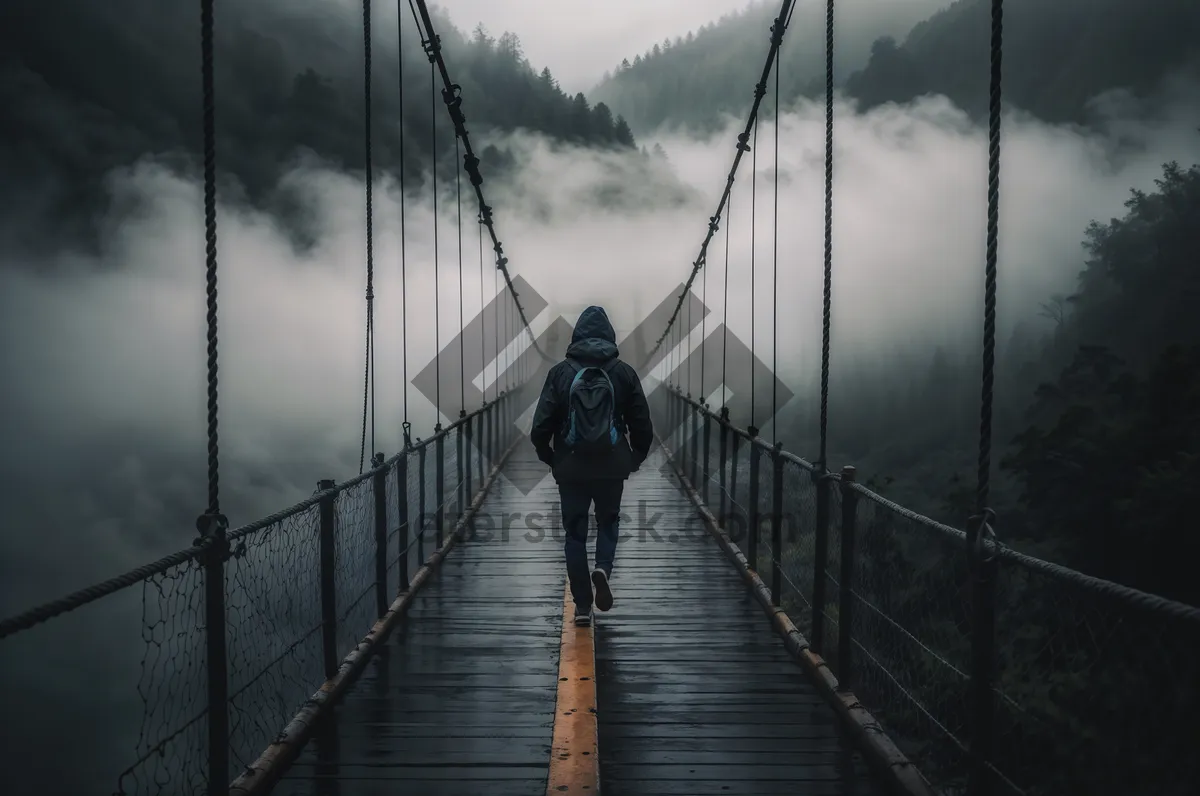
[
  {"left": 396, "top": 0, "right": 410, "bottom": 447},
  {"left": 478, "top": 206, "right": 485, "bottom": 403},
  {"left": 976, "top": 0, "right": 1003, "bottom": 515},
  {"left": 819, "top": 0, "right": 834, "bottom": 471},
  {"left": 638, "top": 0, "right": 795, "bottom": 373},
  {"left": 201, "top": 0, "right": 220, "bottom": 515},
  {"left": 430, "top": 58, "right": 441, "bottom": 427},
  {"left": 721, "top": 186, "right": 731, "bottom": 406},
  {"left": 359, "top": 0, "right": 375, "bottom": 473},
  {"left": 750, "top": 115, "right": 758, "bottom": 431},
  {"left": 456, "top": 132, "right": 465, "bottom": 418},
  {"left": 409, "top": 0, "right": 552, "bottom": 363},
  {"left": 0, "top": 545, "right": 208, "bottom": 640},
  {"left": 771, "top": 49, "right": 779, "bottom": 445}
]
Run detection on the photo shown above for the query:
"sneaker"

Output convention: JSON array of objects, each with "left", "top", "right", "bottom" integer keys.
[
  {"left": 591, "top": 568, "right": 613, "bottom": 612},
  {"left": 574, "top": 608, "right": 593, "bottom": 627}
]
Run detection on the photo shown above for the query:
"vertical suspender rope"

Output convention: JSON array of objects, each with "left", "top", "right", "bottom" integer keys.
[
  {"left": 197, "top": 4, "right": 228, "bottom": 793},
  {"left": 456, "top": 133, "right": 465, "bottom": 418},
  {"left": 749, "top": 115, "right": 758, "bottom": 435},
  {"left": 976, "top": 0, "right": 1003, "bottom": 517},
  {"left": 818, "top": 0, "right": 834, "bottom": 471},
  {"left": 687, "top": 281, "right": 692, "bottom": 396},
  {"left": 199, "top": 0, "right": 221, "bottom": 518},
  {"left": 771, "top": 35, "right": 780, "bottom": 445},
  {"left": 397, "top": 0, "right": 411, "bottom": 448},
  {"left": 359, "top": 0, "right": 375, "bottom": 474},
  {"left": 478, "top": 209, "right": 485, "bottom": 404},
  {"left": 721, "top": 178, "right": 731, "bottom": 408},
  {"left": 701, "top": 237, "right": 707, "bottom": 404},
  {"left": 968, "top": 5, "right": 1004, "bottom": 794},
  {"left": 430, "top": 59, "right": 441, "bottom": 430}
]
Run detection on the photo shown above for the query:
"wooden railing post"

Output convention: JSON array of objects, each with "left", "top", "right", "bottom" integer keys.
[
  {"left": 417, "top": 445, "right": 427, "bottom": 563},
  {"left": 728, "top": 431, "right": 740, "bottom": 542},
  {"left": 197, "top": 510, "right": 230, "bottom": 795},
  {"left": 702, "top": 408, "right": 712, "bottom": 506},
  {"left": 371, "top": 453, "right": 388, "bottom": 618},
  {"left": 770, "top": 442, "right": 784, "bottom": 606},
  {"left": 397, "top": 451, "right": 410, "bottom": 591},
  {"left": 812, "top": 467, "right": 832, "bottom": 653},
  {"left": 718, "top": 408, "right": 729, "bottom": 528},
  {"left": 465, "top": 414, "right": 474, "bottom": 502},
  {"left": 689, "top": 401, "right": 699, "bottom": 489},
  {"left": 456, "top": 415, "right": 465, "bottom": 525},
  {"left": 435, "top": 428, "right": 445, "bottom": 549},
  {"left": 317, "top": 478, "right": 338, "bottom": 679},
  {"left": 747, "top": 439, "right": 761, "bottom": 573},
  {"left": 967, "top": 507, "right": 999, "bottom": 796},
  {"left": 837, "top": 466, "right": 858, "bottom": 689}
]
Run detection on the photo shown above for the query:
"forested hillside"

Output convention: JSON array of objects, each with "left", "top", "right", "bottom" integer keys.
[
  {"left": 589, "top": 0, "right": 941, "bottom": 134},
  {"left": 780, "top": 153, "right": 1200, "bottom": 607},
  {"left": 592, "top": 0, "right": 1200, "bottom": 134},
  {"left": 0, "top": 0, "right": 639, "bottom": 253},
  {"left": 846, "top": 0, "right": 1200, "bottom": 123}
]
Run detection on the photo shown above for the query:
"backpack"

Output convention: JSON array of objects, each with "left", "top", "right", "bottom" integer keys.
[{"left": 562, "top": 358, "right": 621, "bottom": 455}]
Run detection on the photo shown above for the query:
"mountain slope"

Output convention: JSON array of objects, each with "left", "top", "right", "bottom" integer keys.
[
  {"left": 589, "top": 0, "right": 948, "bottom": 134},
  {"left": 844, "top": 0, "right": 1200, "bottom": 122},
  {"left": 0, "top": 0, "right": 639, "bottom": 253}
]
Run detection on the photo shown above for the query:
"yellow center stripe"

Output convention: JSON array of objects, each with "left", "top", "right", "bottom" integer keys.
[{"left": 546, "top": 580, "right": 600, "bottom": 794}]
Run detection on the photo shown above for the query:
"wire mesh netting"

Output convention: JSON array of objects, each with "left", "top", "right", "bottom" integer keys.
[
  {"left": 115, "top": 557, "right": 208, "bottom": 795},
  {"left": 225, "top": 503, "right": 325, "bottom": 776},
  {"left": 844, "top": 488, "right": 973, "bottom": 794},
  {"left": 0, "top": 396, "right": 513, "bottom": 796},
  {"left": 333, "top": 477, "right": 379, "bottom": 658},
  {"left": 989, "top": 555, "right": 1200, "bottom": 796},
  {"left": 658, "top": 388, "right": 1200, "bottom": 796}
]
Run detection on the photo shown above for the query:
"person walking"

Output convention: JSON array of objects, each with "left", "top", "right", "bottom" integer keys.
[{"left": 530, "top": 305, "right": 653, "bottom": 626}]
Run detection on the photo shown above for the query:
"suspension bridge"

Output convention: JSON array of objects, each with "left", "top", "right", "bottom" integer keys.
[{"left": 2, "top": 1, "right": 1199, "bottom": 795}]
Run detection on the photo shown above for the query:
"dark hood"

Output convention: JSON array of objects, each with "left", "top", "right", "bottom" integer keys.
[{"left": 566, "top": 305, "right": 619, "bottom": 363}]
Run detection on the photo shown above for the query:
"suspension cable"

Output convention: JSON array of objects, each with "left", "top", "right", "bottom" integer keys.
[
  {"left": 397, "top": 0, "right": 411, "bottom": 448},
  {"left": 408, "top": 0, "right": 552, "bottom": 363},
  {"left": 429, "top": 57, "right": 441, "bottom": 429},
  {"left": 721, "top": 168, "right": 732, "bottom": 409},
  {"left": 701, "top": 233, "right": 707, "bottom": 405},
  {"left": 475, "top": 206, "right": 480, "bottom": 405},
  {"left": 199, "top": 0, "right": 222, "bottom": 518},
  {"left": 750, "top": 115, "right": 759, "bottom": 434},
  {"left": 638, "top": 0, "right": 795, "bottom": 373},
  {"left": 687, "top": 282, "right": 692, "bottom": 396},
  {"left": 456, "top": 132, "right": 465, "bottom": 419},
  {"left": 359, "top": 0, "right": 375, "bottom": 474},
  {"left": 818, "top": 0, "right": 835, "bottom": 471},
  {"left": 771, "top": 38, "right": 780, "bottom": 446},
  {"left": 976, "top": 0, "right": 1004, "bottom": 516}
]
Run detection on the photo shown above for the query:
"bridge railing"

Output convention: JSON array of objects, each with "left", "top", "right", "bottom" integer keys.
[
  {"left": 654, "top": 386, "right": 1200, "bottom": 796},
  {"left": 0, "top": 391, "right": 522, "bottom": 796}
]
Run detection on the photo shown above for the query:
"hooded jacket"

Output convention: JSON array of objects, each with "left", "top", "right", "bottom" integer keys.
[{"left": 529, "top": 305, "right": 653, "bottom": 482}]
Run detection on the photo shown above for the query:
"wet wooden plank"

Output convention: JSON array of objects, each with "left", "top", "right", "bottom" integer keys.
[
  {"left": 272, "top": 445, "right": 886, "bottom": 796},
  {"left": 274, "top": 460, "right": 565, "bottom": 796},
  {"left": 595, "top": 450, "right": 886, "bottom": 796}
]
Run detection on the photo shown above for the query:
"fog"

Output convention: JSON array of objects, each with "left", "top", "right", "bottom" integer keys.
[{"left": 2, "top": 39, "right": 1199, "bottom": 796}]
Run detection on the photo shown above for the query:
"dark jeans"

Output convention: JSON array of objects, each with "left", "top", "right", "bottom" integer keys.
[{"left": 558, "top": 479, "right": 624, "bottom": 612}]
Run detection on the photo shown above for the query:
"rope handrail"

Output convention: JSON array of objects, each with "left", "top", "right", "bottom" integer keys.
[
  {"left": 0, "top": 393, "right": 511, "bottom": 640},
  {"left": 408, "top": 0, "right": 553, "bottom": 364},
  {"left": 638, "top": 0, "right": 796, "bottom": 373},
  {"left": 663, "top": 385, "right": 1200, "bottom": 625}
]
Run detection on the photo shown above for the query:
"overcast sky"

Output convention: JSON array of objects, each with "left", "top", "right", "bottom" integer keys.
[{"left": 436, "top": 0, "right": 753, "bottom": 92}]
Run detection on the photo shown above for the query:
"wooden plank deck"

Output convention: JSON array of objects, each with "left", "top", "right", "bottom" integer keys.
[
  {"left": 274, "top": 444, "right": 563, "bottom": 796},
  {"left": 274, "top": 444, "right": 884, "bottom": 796},
  {"left": 595, "top": 450, "right": 884, "bottom": 796}
]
